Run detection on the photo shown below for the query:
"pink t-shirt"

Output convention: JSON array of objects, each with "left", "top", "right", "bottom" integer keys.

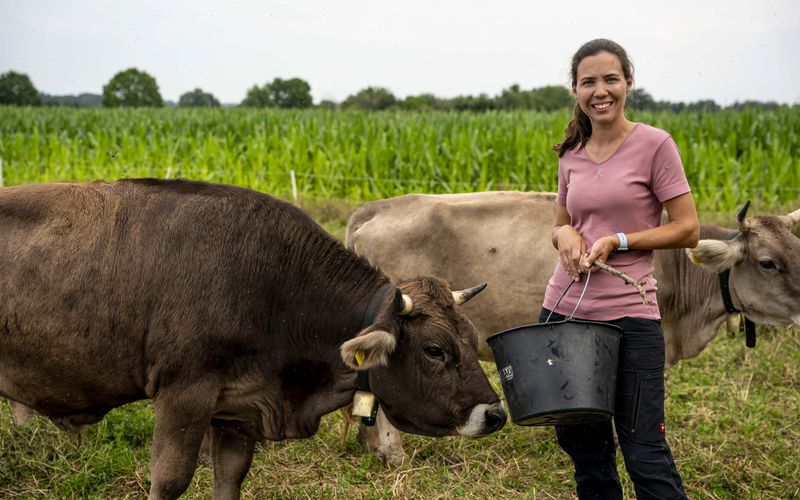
[{"left": 542, "top": 123, "right": 691, "bottom": 320}]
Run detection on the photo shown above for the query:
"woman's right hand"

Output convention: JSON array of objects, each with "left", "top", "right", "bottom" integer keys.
[{"left": 554, "top": 225, "right": 587, "bottom": 281}]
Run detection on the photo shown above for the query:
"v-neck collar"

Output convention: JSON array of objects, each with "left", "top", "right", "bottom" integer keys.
[{"left": 578, "top": 122, "right": 641, "bottom": 165}]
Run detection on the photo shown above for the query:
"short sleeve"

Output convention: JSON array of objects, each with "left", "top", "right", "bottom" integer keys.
[
  {"left": 651, "top": 136, "right": 691, "bottom": 202},
  {"left": 556, "top": 159, "right": 568, "bottom": 205}
]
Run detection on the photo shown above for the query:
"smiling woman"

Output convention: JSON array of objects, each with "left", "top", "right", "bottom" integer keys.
[
  {"left": 543, "top": 38, "right": 700, "bottom": 500},
  {"left": 554, "top": 39, "right": 635, "bottom": 160},
  {"left": 572, "top": 51, "right": 633, "bottom": 162}
]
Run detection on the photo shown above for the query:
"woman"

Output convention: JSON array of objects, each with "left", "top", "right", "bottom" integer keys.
[{"left": 540, "top": 39, "right": 699, "bottom": 499}]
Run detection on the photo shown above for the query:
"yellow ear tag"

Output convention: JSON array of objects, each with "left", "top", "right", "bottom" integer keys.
[
  {"left": 689, "top": 255, "right": 700, "bottom": 264},
  {"left": 355, "top": 349, "right": 365, "bottom": 367}
]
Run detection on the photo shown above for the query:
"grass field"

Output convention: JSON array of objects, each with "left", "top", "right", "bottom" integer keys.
[{"left": 0, "top": 107, "right": 798, "bottom": 498}]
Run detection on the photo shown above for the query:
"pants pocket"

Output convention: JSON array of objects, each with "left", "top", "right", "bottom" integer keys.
[
  {"left": 630, "top": 377, "right": 643, "bottom": 434},
  {"left": 617, "top": 371, "right": 666, "bottom": 445}
]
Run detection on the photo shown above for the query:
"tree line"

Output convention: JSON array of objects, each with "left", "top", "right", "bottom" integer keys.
[{"left": 0, "top": 68, "right": 792, "bottom": 112}]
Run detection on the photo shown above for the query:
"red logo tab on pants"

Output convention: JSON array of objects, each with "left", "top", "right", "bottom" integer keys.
[{"left": 660, "top": 422, "right": 666, "bottom": 433}]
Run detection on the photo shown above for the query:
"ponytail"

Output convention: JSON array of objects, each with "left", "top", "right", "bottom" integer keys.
[{"left": 552, "top": 102, "right": 592, "bottom": 157}]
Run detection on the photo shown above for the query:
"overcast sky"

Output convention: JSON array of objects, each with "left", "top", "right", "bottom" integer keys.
[{"left": 2, "top": 0, "right": 798, "bottom": 106}]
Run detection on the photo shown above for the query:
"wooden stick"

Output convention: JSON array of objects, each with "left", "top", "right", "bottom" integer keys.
[{"left": 593, "top": 260, "right": 649, "bottom": 304}]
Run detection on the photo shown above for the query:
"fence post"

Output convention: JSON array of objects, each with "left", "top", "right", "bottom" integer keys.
[
  {"left": 0, "top": 157, "right": 4, "bottom": 187},
  {"left": 290, "top": 170, "right": 298, "bottom": 205}
]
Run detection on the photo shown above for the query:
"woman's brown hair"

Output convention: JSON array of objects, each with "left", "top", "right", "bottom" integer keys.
[{"left": 553, "top": 39, "right": 634, "bottom": 157}]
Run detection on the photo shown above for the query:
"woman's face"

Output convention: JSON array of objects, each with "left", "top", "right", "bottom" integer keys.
[{"left": 573, "top": 51, "right": 632, "bottom": 127}]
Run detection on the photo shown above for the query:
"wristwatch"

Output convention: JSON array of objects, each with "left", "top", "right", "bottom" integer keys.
[{"left": 615, "top": 232, "right": 629, "bottom": 251}]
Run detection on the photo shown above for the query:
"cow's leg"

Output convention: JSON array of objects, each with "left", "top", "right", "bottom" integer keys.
[
  {"left": 357, "top": 406, "right": 408, "bottom": 465},
  {"left": 149, "top": 386, "right": 217, "bottom": 500},
  {"left": 198, "top": 429, "right": 212, "bottom": 465},
  {"left": 210, "top": 423, "right": 257, "bottom": 500},
  {"left": 9, "top": 401, "right": 38, "bottom": 426}
]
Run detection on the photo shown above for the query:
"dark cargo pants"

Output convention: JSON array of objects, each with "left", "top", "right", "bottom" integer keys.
[{"left": 539, "top": 309, "right": 687, "bottom": 500}]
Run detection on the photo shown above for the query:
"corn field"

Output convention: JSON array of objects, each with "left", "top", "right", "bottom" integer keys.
[{"left": 0, "top": 106, "right": 798, "bottom": 212}]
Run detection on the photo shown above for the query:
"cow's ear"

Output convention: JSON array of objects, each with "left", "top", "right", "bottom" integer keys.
[
  {"left": 340, "top": 329, "right": 397, "bottom": 370},
  {"left": 686, "top": 239, "right": 744, "bottom": 272}
]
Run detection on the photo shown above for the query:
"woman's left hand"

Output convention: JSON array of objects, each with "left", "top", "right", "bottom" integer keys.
[{"left": 580, "top": 236, "right": 618, "bottom": 272}]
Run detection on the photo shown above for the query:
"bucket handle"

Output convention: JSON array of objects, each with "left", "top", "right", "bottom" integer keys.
[{"left": 545, "top": 270, "right": 592, "bottom": 323}]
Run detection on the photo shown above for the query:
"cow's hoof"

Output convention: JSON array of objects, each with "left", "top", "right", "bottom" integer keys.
[{"left": 382, "top": 449, "right": 409, "bottom": 466}]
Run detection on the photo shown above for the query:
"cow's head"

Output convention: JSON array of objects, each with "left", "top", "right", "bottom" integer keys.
[
  {"left": 340, "top": 277, "right": 506, "bottom": 437},
  {"left": 687, "top": 203, "right": 800, "bottom": 326}
]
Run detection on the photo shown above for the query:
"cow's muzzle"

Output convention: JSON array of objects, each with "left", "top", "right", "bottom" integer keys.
[{"left": 456, "top": 402, "right": 507, "bottom": 437}]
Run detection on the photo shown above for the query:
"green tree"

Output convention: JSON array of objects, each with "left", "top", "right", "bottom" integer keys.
[
  {"left": 102, "top": 68, "right": 163, "bottom": 107},
  {"left": 627, "top": 88, "right": 657, "bottom": 110},
  {"left": 0, "top": 71, "right": 42, "bottom": 106},
  {"left": 269, "top": 78, "right": 312, "bottom": 108},
  {"left": 663, "top": 101, "right": 686, "bottom": 113},
  {"left": 529, "top": 85, "right": 572, "bottom": 111},
  {"left": 240, "top": 78, "right": 312, "bottom": 108},
  {"left": 685, "top": 100, "right": 720, "bottom": 112},
  {"left": 41, "top": 93, "right": 102, "bottom": 107},
  {"left": 450, "top": 93, "right": 496, "bottom": 112},
  {"left": 341, "top": 87, "right": 397, "bottom": 110},
  {"left": 178, "top": 88, "right": 221, "bottom": 108},
  {"left": 494, "top": 84, "right": 571, "bottom": 111},
  {"left": 729, "top": 100, "right": 779, "bottom": 111},
  {"left": 241, "top": 84, "right": 272, "bottom": 108},
  {"left": 318, "top": 99, "right": 338, "bottom": 110},
  {"left": 496, "top": 84, "right": 528, "bottom": 110},
  {"left": 400, "top": 93, "right": 449, "bottom": 111}
]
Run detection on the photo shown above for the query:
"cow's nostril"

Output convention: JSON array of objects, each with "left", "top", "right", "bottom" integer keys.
[{"left": 485, "top": 404, "right": 507, "bottom": 431}]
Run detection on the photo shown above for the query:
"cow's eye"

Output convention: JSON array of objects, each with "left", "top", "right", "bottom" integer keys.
[
  {"left": 758, "top": 259, "right": 777, "bottom": 270},
  {"left": 423, "top": 345, "right": 445, "bottom": 361}
]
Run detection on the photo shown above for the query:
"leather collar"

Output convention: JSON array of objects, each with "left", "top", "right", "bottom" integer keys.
[
  {"left": 718, "top": 269, "right": 756, "bottom": 348},
  {"left": 355, "top": 282, "right": 394, "bottom": 424}
]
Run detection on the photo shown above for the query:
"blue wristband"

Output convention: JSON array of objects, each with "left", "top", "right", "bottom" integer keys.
[{"left": 615, "top": 232, "right": 628, "bottom": 251}]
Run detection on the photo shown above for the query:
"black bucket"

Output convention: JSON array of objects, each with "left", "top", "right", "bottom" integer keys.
[{"left": 486, "top": 272, "right": 622, "bottom": 426}]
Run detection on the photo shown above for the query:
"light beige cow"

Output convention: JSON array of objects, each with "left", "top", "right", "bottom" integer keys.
[{"left": 346, "top": 191, "right": 800, "bottom": 464}]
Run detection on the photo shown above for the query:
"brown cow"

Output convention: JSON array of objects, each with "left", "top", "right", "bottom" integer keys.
[
  {"left": 0, "top": 179, "right": 505, "bottom": 499},
  {"left": 346, "top": 191, "right": 800, "bottom": 464}
]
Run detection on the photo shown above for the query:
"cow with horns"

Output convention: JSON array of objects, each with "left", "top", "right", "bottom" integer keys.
[
  {"left": 0, "top": 179, "right": 506, "bottom": 499},
  {"left": 346, "top": 191, "right": 800, "bottom": 464}
]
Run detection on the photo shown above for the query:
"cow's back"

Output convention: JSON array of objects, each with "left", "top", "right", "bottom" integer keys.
[
  {"left": 347, "top": 191, "right": 558, "bottom": 359},
  {"left": 0, "top": 179, "right": 323, "bottom": 416},
  {"left": 1, "top": 182, "right": 139, "bottom": 412}
]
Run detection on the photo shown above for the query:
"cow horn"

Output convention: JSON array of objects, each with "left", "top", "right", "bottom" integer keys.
[
  {"left": 393, "top": 287, "right": 413, "bottom": 315},
  {"left": 736, "top": 200, "right": 751, "bottom": 232},
  {"left": 788, "top": 208, "right": 800, "bottom": 225},
  {"left": 453, "top": 283, "right": 487, "bottom": 306}
]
